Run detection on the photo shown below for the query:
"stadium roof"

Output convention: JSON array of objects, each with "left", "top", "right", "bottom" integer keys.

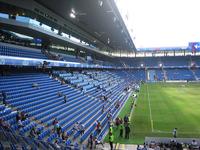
[{"left": 34, "top": 0, "right": 136, "bottom": 51}]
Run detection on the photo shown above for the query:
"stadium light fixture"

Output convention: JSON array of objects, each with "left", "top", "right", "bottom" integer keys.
[
  {"left": 71, "top": 8, "right": 76, "bottom": 14},
  {"left": 113, "top": 16, "right": 117, "bottom": 22},
  {"left": 70, "top": 13, "right": 76, "bottom": 19},
  {"left": 98, "top": 0, "right": 103, "bottom": 7},
  {"left": 70, "top": 8, "right": 76, "bottom": 19},
  {"left": 108, "top": 38, "right": 110, "bottom": 44}
]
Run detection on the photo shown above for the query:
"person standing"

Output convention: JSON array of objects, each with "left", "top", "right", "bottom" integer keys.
[
  {"left": 88, "top": 134, "right": 93, "bottom": 149},
  {"left": 64, "top": 95, "right": 67, "bottom": 103},
  {"left": 119, "top": 123, "right": 123, "bottom": 138},
  {"left": 109, "top": 132, "right": 114, "bottom": 150},
  {"left": 2, "top": 91, "right": 7, "bottom": 106},
  {"left": 101, "top": 105, "right": 105, "bottom": 113},
  {"left": 124, "top": 115, "right": 129, "bottom": 126},
  {"left": 109, "top": 123, "right": 113, "bottom": 134},
  {"left": 125, "top": 125, "right": 130, "bottom": 139},
  {"left": 96, "top": 121, "right": 102, "bottom": 135},
  {"left": 173, "top": 128, "right": 177, "bottom": 138},
  {"left": 79, "top": 123, "right": 85, "bottom": 136}
]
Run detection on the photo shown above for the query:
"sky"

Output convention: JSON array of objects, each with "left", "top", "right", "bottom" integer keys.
[{"left": 114, "top": 0, "right": 200, "bottom": 49}]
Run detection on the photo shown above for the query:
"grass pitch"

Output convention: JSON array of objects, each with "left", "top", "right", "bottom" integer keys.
[{"left": 105, "top": 83, "right": 200, "bottom": 144}]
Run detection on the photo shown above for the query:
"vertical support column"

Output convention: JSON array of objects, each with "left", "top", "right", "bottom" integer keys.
[
  {"left": 75, "top": 48, "right": 80, "bottom": 58},
  {"left": 58, "top": 26, "right": 62, "bottom": 36}
]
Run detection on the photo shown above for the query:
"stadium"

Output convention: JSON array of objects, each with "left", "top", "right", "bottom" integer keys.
[{"left": 0, "top": 0, "right": 200, "bottom": 149}]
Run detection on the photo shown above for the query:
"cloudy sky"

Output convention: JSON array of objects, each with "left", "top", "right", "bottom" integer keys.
[{"left": 115, "top": 0, "right": 200, "bottom": 48}]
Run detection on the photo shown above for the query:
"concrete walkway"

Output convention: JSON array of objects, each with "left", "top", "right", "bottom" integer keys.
[{"left": 94, "top": 143, "right": 138, "bottom": 150}]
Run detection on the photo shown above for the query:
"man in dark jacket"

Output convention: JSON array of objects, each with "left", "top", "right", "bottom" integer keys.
[{"left": 125, "top": 125, "right": 130, "bottom": 139}]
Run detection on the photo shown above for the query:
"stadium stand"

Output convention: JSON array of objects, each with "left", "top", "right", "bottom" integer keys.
[
  {"left": 165, "top": 69, "right": 195, "bottom": 80},
  {"left": 145, "top": 137, "right": 200, "bottom": 150},
  {"left": 0, "top": 42, "right": 48, "bottom": 59},
  {"left": 155, "top": 69, "right": 164, "bottom": 81},
  {"left": 1, "top": 1, "right": 200, "bottom": 149},
  {"left": 120, "top": 56, "right": 200, "bottom": 68},
  {"left": 0, "top": 69, "right": 137, "bottom": 149}
]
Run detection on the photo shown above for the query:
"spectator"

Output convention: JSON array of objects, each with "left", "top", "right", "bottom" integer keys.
[
  {"left": 142, "top": 145, "right": 148, "bottom": 150},
  {"left": 107, "top": 110, "right": 112, "bottom": 121},
  {"left": 124, "top": 115, "right": 129, "bottom": 125},
  {"left": 100, "top": 94, "right": 104, "bottom": 100},
  {"left": 53, "top": 118, "right": 58, "bottom": 126},
  {"left": 115, "top": 117, "right": 120, "bottom": 127},
  {"left": 119, "top": 123, "right": 123, "bottom": 138},
  {"left": 61, "top": 80, "right": 65, "bottom": 85},
  {"left": 21, "top": 111, "right": 28, "bottom": 121},
  {"left": 18, "top": 119, "right": 24, "bottom": 129},
  {"left": 62, "top": 132, "right": 68, "bottom": 141},
  {"left": 191, "top": 139, "right": 199, "bottom": 149},
  {"left": 55, "top": 140, "right": 61, "bottom": 148},
  {"left": 79, "top": 123, "right": 85, "bottom": 136},
  {"left": 36, "top": 128, "right": 41, "bottom": 135},
  {"left": 172, "top": 128, "right": 177, "bottom": 138},
  {"left": 0, "top": 118, "right": 10, "bottom": 131},
  {"left": 137, "top": 145, "right": 142, "bottom": 150},
  {"left": 73, "top": 122, "right": 79, "bottom": 132},
  {"left": 82, "top": 88, "right": 86, "bottom": 94},
  {"left": 87, "top": 134, "right": 93, "bottom": 149},
  {"left": 1, "top": 91, "right": 7, "bottom": 105},
  {"left": 109, "top": 132, "right": 114, "bottom": 150},
  {"left": 148, "top": 141, "right": 156, "bottom": 149},
  {"left": 125, "top": 125, "right": 130, "bottom": 139},
  {"left": 29, "top": 127, "right": 37, "bottom": 138},
  {"left": 16, "top": 111, "right": 21, "bottom": 122},
  {"left": 104, "top": 96, "right": 108, "bottom": 101},
  {"left": 56, "top": 123, "right": 62, "bottom": 137},
  {"left": 32, "top": 83, "right": 39, "bottom": 89},
  {"left": 94, "top": 136, "right": 104, "bottom": 148},
  {"left": 52, "top": 118, "right": 58, "bottom": 132},
  {"left": 64, "top": 95, "right": 67, "bottom": 103},
  {"left": 115, "top": 100, "right": 120, "bottom": 109},
  {"left": 170, "top": 139, "right": 178, "bottom": 149},
  {"left": 120, "top": 118, "right": 123, "bottom": 124},
  {"left": 101, "top": 105, "right": 105, "bottom": 113},
  {"left": 96, "top": 121, "right": 102, "bottom": 135},
  {"left": 57, "top": 91, "right": 63, "bottom": 97},
  {"left": 109, "top": 123, "right": 113, "bottom": 135}
]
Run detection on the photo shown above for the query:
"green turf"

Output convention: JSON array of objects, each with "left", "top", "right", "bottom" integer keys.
[{"left": 104, "top": 83, "right": 200, "bottom": 144}]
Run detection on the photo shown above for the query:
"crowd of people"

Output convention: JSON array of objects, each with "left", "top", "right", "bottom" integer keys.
[
  {"left": 0, "top": 118, "right": 10, "bottom": 131},
  {"left": 145, "top": 139, "right": 200, "bottom": 150},
  {"left": 0, "top": 109, "right": 29, "bottom": 132},
  {"left": 87, "top": 133, "right": 104, "bottom": 149}
]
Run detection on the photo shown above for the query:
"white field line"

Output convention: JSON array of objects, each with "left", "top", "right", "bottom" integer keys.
[
  {"left": 153, "top": 129, "right": 200, "bottom": 135},
  {"left": 146, "top": 84, "right": 200, "bottom": 135},
  {"left": 146, "top": 84, "right": 154, "bottom": 132}
]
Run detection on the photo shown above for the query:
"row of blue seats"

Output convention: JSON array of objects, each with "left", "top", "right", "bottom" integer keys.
[
  {"left": 46, "top": 71, "right": 128, "bottom": 142},
  {"left": 0, "top": 45, "right": 47, "bottom": 59},
  {"left": 0, "top": 71, "right": 133, "bottom": 145},
  {"left": 79, "top": 82, "right": 128, "bottom": 142}
]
